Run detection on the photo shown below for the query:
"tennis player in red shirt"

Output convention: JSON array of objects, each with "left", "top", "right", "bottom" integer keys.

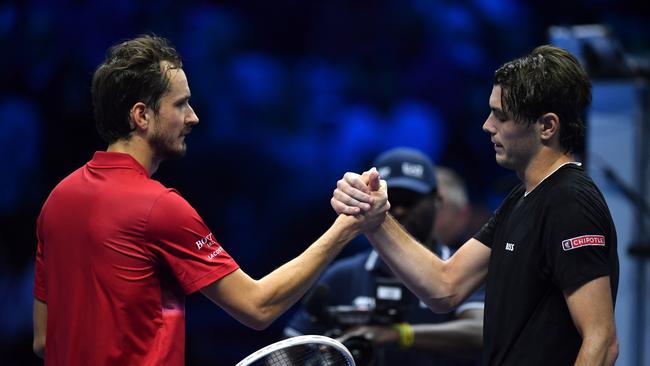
[{"left": 32, "top": 35, "right": 389, "bottom": 365}]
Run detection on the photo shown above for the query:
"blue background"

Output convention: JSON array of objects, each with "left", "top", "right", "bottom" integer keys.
[{"left": 0, "top": 0, "right": 648, "bottom": 365}]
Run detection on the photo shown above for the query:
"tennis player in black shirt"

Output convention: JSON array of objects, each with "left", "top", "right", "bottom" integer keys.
[{"left": 330, "top": 45, "right": 619, "bottom": 365}]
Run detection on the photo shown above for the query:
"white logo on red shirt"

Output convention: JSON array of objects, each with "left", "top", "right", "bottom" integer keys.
[
  {"left": 196, "top": 233, "right": 225, "bottom": 260},
  {"left": 561, "top": 234, "right": 605, "bottom": 251},
  {"left": 195, "top": 232, "right": 217, "bottom": 250},
  {"left": 207, "top": 247, "right": 224, "bottom": 260}
]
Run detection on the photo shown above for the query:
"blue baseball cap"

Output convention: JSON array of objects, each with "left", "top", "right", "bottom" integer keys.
[{"left": 373, "top": 147, "right": 436, "bottom": 194}]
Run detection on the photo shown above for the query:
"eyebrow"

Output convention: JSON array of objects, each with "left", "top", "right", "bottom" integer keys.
[
  {"left": 173, "top": 94, "right": 191, "bottom": 104},
  {"left": 490, "top": 107, "right": 508, "bottom": 119}
]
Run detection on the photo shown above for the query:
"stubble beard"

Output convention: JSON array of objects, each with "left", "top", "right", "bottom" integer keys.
[
  {"left": 149, "top": 125, "right": 187, "bottom": 161},
  {"left": 496, "top": 154, "right": 525, "bottom": 173},
  {"left": 495, "top": 154, "right": 514, "bottom": 170}
]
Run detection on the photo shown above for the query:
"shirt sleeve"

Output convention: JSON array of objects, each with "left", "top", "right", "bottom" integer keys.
[
  {"left": 473, "top": 214, "right": 497, "bottom": 249},
  {"left": 473, "top": 184, "right": 524, "bottom": 249},
  {"left": 146, "top": 190, "right": 239, "bottom": 294},
  {"left": 543, "top": 187, "right": 613, "bottom": 291}
]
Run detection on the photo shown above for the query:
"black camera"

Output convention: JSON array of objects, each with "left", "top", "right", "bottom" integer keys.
[{"left": 302, "top": 278, "right": 408, "bottom": 366}]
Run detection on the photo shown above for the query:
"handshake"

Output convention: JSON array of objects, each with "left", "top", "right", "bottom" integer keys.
[{"left": 331, "top": 168, "right": 392, "bottom": 233}]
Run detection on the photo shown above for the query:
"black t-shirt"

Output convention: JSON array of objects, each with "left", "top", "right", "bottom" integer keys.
[{"left": 474, "top": 164, "right": 619, "bottom": 366}]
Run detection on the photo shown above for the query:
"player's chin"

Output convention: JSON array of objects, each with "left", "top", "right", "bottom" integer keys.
[
  {"left": 495, "top": 157, "right": 517, "bottom": 171},
  {"left": 176, "top": 144, "right": 187, "bottom": 157},
  {"left": 164, "top": 144, "right": 188, "bottom": 160},
  {"left": 176, "top": 138, "right": 188, "bottom": 152}
]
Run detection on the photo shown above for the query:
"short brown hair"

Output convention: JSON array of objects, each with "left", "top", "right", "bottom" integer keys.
[
  {"left": 494, "top": 45, "right": 591, "bottom": 153},
  {"left": 91, "top": 35, "right": 183, "bottom": 143}
]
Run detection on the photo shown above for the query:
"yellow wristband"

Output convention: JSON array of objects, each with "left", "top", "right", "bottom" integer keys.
[{"left": 393, "top": 322, "right": 414, "bottom": 348}]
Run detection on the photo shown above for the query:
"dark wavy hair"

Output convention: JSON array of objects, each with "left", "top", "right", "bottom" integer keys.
[
  {"left": 494, "top": 45, "right": 591, "bottom": 153},
  {"left": 91, "top": 35, "right": 183, "bottom": 144}
]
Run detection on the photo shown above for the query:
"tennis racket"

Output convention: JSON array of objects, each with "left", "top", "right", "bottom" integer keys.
[{"left": 235, "top": 335, "right": 356, "bottom": 366}]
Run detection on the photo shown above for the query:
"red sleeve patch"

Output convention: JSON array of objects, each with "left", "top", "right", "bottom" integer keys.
[{"left": 561, "top": 235, "right": 605, "bottom": 251}]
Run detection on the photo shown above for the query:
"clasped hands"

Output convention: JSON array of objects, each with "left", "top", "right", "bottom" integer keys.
[{"left": 332, "top": 168, "right": 390, "bottom": 232}]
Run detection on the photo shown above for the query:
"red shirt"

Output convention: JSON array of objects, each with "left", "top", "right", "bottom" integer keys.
[{"left": 34, "top": 152, "right": 239, "bottom": 365}]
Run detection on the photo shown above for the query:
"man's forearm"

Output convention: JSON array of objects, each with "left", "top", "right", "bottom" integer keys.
[
  {"left": 574, "top": 334, "right": 618, "bottom": 366},
  {"left": 564, "top": 276, "right": 618, "bottom": 366},
  {"left": 204, "top": 214, "right": 362, "bottom": 330},
  {"left": 367, "top": 215, "right": 490, "bottom": 313},
  {"left": 255, "top": 215, "right": 361, "bottom": 321},
  {"left": 366, "top": 214, "right": 454, "bottom": 312},
  {"left": 343, "top": 315, "right": 483, "bottom": 358},
  {"left": 33, "top": 298, "right": 47, "bottom": 358},
  {"left": 410, "top": 318, "right": 483, "bottom": 356}
]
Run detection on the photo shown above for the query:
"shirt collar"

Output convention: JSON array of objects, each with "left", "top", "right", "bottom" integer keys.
[
  {"left": 524, "top": 161, "right": 582, "bottom": 197},
  {"left": 89, "top": 151, "right": 149, "bottom": 177}
]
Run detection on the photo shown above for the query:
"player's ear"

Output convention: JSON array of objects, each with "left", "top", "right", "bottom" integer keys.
[
  {"left": 129, "top": 102, "right": 150, "bottom": 131},
  {"left": 538, "top": 112, "right": 559, "bottom": 142}
]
